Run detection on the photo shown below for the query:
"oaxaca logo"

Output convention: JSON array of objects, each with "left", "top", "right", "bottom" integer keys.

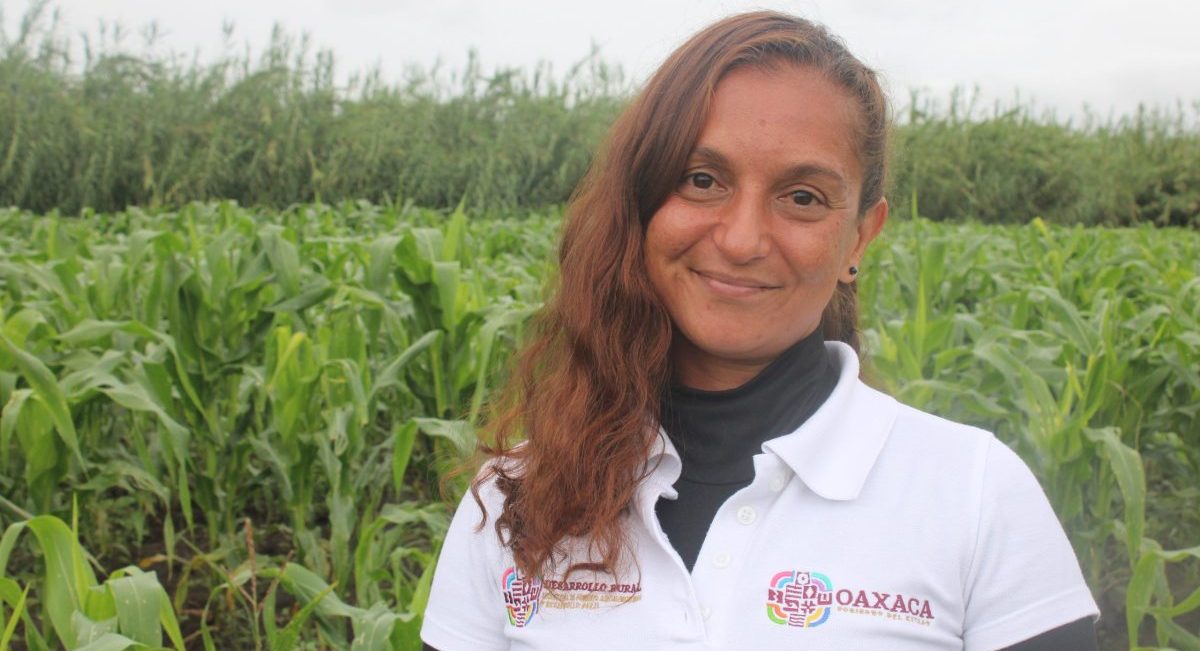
[
  {"left": 766, "top": 570, "right": 936, "bottom": 628},
  {"left": 501, "top": 567, "right": 542, "bottom": 627},
  {"left": 767, "top": 571, "right": 834, "bottom": 627}
]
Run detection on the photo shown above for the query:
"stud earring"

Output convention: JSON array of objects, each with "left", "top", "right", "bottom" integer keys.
[{"left": 849, "top": 265, "right": 859, "bottom": 276}]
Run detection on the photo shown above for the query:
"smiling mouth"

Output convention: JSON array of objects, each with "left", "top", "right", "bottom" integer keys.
[{"left": 692, "top": 269, "right": 779, "bottom": 295}]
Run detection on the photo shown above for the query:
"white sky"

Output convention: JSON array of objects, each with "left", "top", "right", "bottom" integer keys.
[{"left": 6, "top": 0, "right": 1200, "bottom": 121}]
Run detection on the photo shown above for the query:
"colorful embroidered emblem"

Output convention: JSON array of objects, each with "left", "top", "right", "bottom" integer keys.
[
  {"left": 501, "top": 567, "right": 542, "bottom": 627},
  {"left": 766, "top": 570, "right": 833, "bottom": 627}
]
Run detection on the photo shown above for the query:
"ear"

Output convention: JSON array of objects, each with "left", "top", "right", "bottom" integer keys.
[{"left": 842, "top": 198, "right": 888, "bottom": 283}]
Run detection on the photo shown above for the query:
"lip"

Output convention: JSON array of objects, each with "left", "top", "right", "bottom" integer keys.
[{"left": 692, "top": 269, "right": 779, "bottom": 297}]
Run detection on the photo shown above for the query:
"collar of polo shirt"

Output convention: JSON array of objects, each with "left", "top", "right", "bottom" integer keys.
[{"left": 647, "top": 342, "right": 899, "bottom": 501}]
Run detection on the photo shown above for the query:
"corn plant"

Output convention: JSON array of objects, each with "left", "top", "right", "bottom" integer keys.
[
  {"left": 0, "top": 508, "right": 185, "bottom": 650},
  {"left": 0, "top": 201, "right": 545, "bottom": 648}
]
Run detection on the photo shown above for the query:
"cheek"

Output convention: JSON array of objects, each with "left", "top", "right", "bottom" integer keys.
[
  {"left": 779, "top": 229, "right": 843, "bottom": 277},
  {"left": 790, "top": 219, "right": 859, "bottom": 276},
  {"left": 643, "top": 216, "right": 674, "bottom": 300},
  {"left": 645, "top": 204, "right": 702, "bottom": 263}
]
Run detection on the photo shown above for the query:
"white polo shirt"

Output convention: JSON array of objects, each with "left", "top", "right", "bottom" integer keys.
[{"left": 421, "top": 342, "right": 1099, "bottom": 650}]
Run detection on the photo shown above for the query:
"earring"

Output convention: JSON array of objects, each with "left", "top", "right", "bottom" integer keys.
[{"left": 849, "top": 265, "right": 859, "bottom": 276}]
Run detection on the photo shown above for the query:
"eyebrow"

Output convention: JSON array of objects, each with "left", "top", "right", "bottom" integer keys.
[{"left": 691, "top": 146, "right": 848, "bottom": 194}]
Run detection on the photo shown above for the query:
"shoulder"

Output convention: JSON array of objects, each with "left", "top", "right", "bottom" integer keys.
[
  {"left": 890, "top": 393, "right": 994, "bottom": 450},
  {"left": 860, "top": 385, "right": 1050, "bottom": 553},
  {"left": 864, "top": 383, "right": 998, "bottom": 476},
  {"left": 459, "top": 455, "right": 519, "bottom": 529},
  {"left": 879, "top": 391, "right": 1047, "bottom": 495}
]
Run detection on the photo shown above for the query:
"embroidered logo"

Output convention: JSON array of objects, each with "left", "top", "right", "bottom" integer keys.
[
  {"left": 540, "top": 578, "right": 642, "bottom": 610},
  {"left": 767, "top": 571, "right": 834, "bottom": 627},
  {"left": 766, "top": 569, "right": 937, "bottom": 629},
  {"left": 501, "top": 567, "right": 542, "bottom": 627}
]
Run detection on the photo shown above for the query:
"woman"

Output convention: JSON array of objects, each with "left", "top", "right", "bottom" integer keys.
[{"left": 421, "top": 11, "right": 1099, "bottom": 650}]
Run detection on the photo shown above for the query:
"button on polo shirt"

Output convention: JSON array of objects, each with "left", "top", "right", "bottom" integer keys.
[
  {"left": 421, "top": 342, "right": 1100, "bottom": 651},
  {"left": 735, "top": 506, "right": 756, "bottom": 525}
]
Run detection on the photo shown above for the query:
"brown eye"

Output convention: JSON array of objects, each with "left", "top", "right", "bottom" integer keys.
[
  {"left": 791, "top": 190, "right": 817, "bottom": 206},
  {"left": 689, "top": 173, "right": 716, "bottom": 190}
]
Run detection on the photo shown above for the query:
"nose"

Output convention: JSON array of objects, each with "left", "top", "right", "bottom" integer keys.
[{"left": 712, "top": 193, "right": 770, "bottom": 264}]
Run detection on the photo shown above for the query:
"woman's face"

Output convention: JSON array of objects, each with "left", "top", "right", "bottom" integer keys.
[{"left": 645, "top": 63, "right": 887, "bottom": 391}]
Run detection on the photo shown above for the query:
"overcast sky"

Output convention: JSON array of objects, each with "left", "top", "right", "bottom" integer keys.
[{"left": 6, "top": 0, "right": 1200, "bottom": 121}]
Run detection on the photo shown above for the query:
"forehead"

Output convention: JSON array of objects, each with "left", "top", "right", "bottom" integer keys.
[{"left": 698, "top": 64, "right": 862, "bottom": 181}]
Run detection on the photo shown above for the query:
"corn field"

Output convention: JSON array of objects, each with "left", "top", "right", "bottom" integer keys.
[{"left": 0, "top": 202, "right": 1197, "bottom": 650}]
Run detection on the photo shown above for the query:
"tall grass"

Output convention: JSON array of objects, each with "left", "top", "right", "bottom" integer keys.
[
  {"left": 890, "top": 89, "right": 1200, "bottom": 226},
  {"left": 2, "top": 2, "right": 1198, "bottom": 225},
  {"left": 0, "top": 2, "right": 625, "bottom": 216}
]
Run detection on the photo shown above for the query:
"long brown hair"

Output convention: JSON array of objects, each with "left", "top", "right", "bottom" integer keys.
[{"left": 475, "top": 10, "right": 890, "bottom": 580}]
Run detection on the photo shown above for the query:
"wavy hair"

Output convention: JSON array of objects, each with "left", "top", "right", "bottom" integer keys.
[{"left": 474, "top": 10, "right": 890, "bottom": 580}]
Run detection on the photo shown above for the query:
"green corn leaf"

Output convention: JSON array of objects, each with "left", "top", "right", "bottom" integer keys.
[
  {"left": 392, "top": 420, "right": 418, "bottom": 494},
  {"left": 273, "top": 564, "right": 360, "bottom": 620},
  {"left": 0, "top": 332, "right": 84, "bottom": 467},
  {"left": 365, "top": 235, "right": 403, "bottom": 293},
  {"left": 1155, "top": 619, "right": 1200, "bottom": 651},
  {"left": 71, "top": 609, "right": 119, "bottom": 646},
  {"left": 0, "top": 583, "right": 28, "bottom": 649},
  {"left": 270, "top": 583, "right": 336, "bottom": 651},
  {"left": 262, "top": 583, "right": 279, "bottom": 648},
  {"left": 406, "top": 544, "right": 437, "bottom": 616},
  {"left": 349, "top": 604, "right": 405, "bottom": 651},
  {"left": 105, "top": 571, "right": 162, "bottom": 648},
  {"left": 259, "top": 225, "right": 302, "bottom": 296},
  {"left": 0, "top": 388, "right": 32, "bottom": 468},
  {"left": 0, "top": 516, "right": 98, "bottom": 645},
  {"left": 265, "top": 278, "right": 335, "bottom": 313},
  {"left": 99, "top": 381, "right": 189, "bottom": 443},
  {"left": 411, "top": 418, "right": 475, "bottom": 458},
  {"left": 1, "top": 308, "right": 49, "bottom": 348},
  {"left": 371, "top": 330, "right": 440, "bottom": 402},
  {"left": 55, "top": 319, "right": 158, "bottom": 347},
  {"left": 72, "top": 632, "right": 153, "bottom": 651},
  {"left": 432, "top": 261, "right": 461, "bottom": 332},
  {"left": 390, "top": 617, "right": 421, "bottom": 651},
  {"left": 468, "top": 305, "right": 536, "bottom": 424},
  {"left": 1085, "top": 427, "right": 1146, "bottom": 566},
  {"left": 0, "top": 578, "right": 21, "bottom": 607}
]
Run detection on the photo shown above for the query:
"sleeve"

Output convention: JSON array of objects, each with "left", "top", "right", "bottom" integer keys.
[
  {"left": 962, "top": 437, "right": 1100, "bottom": 651},
  {"left": 420, "top": 485, "right": 510, "bottom": 651},
  {"left": 1001, "top": 616, "right": 1097, "bottom": 651}
]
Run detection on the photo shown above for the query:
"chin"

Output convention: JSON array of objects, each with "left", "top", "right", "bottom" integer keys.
[{"left": 689, "top": 332, "right": 780, "bottom": 362}]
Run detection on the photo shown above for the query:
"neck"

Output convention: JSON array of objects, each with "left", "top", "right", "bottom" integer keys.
[
  {"left": 660, "top": 328, "right": 835, "bottom": 482},
  {"left": 670, "top": 329, "right": 820, "bottom": 392}
]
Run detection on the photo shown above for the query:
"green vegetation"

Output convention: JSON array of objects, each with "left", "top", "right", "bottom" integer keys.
[
  {"left": 1, "top": 3, "right": 1198, "bottom": 649},
  {"left": 2, "top": 3, "right": 1199, "bottom": 225},
  {"left": 894, "top": 92, "right": 1200, "bottom": 226},
  {"left": 0, "top": 203, "right": 1197, "bottom": 649},
  {"left": 0, "top": 201, "right": 556, "bottom": 649}
]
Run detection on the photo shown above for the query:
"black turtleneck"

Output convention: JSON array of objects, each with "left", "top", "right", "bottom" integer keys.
[{"left": 655, "top": 328, "right": 837, "bottom": 572}]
